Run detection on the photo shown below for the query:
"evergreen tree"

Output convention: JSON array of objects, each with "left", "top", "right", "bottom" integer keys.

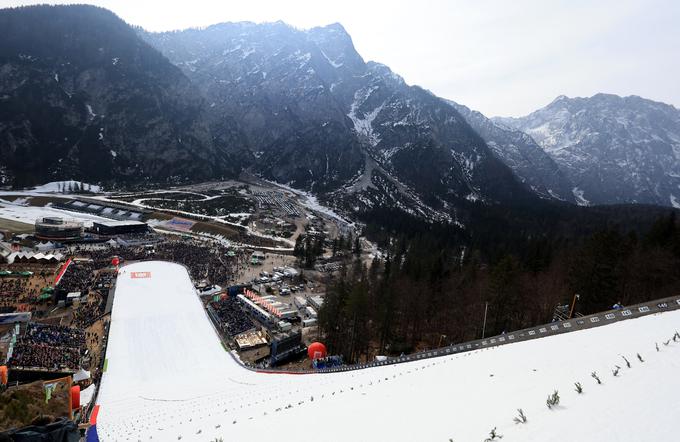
[{"left": 353, "top": 236, "right": 362, "bottom": 255}]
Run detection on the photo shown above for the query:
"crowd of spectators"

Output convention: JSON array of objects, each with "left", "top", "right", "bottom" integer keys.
[
  {"left": 0, "top": 272, "right": 51, "bottom": 311},
  {"left": 74, "top": 239, "right": 244, "bottom": 286},
  {"left": 9, "top": 323, "right": 86, "bottom": 371},
  {"left": 72, "top": 293, "right": 106, "bottom": 328},
  {"left": 57, "top": 263, "right": 95, "bottom": 294},
  {"left": 0, "top": 278, "right": 30, "bottom": 308},
  {"left": 153, "top": 240, "right": 237, "bottom": 284},
  {"left": 210, "top": 296, "right": 255, "bottom": 337}
]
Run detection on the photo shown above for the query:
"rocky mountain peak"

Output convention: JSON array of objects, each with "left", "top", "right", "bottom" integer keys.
[{"left": 497, "top": 93, "right": 680, "bottom": 207}]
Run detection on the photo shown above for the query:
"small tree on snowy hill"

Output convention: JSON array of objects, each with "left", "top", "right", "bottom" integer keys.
[
  {"left": 622, "top": 356, "right": 631, "bottom": 368},
  {"left": 591, "top": 371, "right": 602, "bottom": 384},
  {"left": 612, "top": 366, "right": 620, "bottom": 377},
  {"left": 574, "top": 382, "right": 583, "bottom": 394},
  {"left": 546, "top": 390, "right": 560, "bottom": 409},
  {"left": 513, "top": 408, "right": 527, "bottom": 424},
  {"left": 637, "top": 353, "right": 644, "bottom": 362},
  {"left": 484, "top": 427, "right": 503, "bottom": 441}
]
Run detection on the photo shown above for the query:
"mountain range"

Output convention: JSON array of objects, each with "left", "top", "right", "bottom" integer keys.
[
  {"left": 495, "top": 94, "right": 680, "bottom": 208},
  {"left": 1, "top": 4, "right": 679, "bottom": 219}
]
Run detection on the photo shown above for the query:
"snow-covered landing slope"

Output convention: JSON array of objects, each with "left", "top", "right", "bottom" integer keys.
[{"left": 95, "top": 261, "right": 680, "bottom": 441}]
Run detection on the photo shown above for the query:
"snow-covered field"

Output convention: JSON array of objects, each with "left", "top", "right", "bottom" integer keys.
[
  {"left": 0, "top": 199, "right": 113, "bottom": 227},
  {"left": 95, "top": 261, "right": 680, "bottom": 441},
  {"left": 32, "top": 180, "right": 101, "bottom": 193}
]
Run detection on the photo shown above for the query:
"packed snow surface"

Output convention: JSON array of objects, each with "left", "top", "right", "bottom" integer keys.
[{"left": 95, "top": 261, "right": 680, "bottom": 441}]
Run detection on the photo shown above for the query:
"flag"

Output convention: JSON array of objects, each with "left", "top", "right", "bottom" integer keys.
[{"left": 44, "top": 381, "right": 59, "bottom": 403}]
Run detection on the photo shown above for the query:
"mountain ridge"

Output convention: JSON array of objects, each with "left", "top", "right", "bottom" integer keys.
[
  {"left": 495, "top": 93, "right": 680, "bottom": 207},
  {"left": 0, "top": 4, "right": 244, "bottom": 187}
]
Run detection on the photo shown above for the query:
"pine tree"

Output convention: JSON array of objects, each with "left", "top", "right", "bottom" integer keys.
[{"left": 353, "top": 236, "right": 361, "bottom": 255}]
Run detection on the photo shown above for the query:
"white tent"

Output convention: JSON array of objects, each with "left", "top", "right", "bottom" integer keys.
[{"left": 73, "top": 367, "right": 91, "bottom": 382}]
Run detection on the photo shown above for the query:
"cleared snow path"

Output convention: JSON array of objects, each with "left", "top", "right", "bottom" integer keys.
[{"left": 95, "top": 261, "right": 680, "bottom": 441}]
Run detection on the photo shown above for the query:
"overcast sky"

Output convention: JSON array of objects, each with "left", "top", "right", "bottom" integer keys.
[{"left": 2, "top": 0, "right": 679, "bottom": 116}]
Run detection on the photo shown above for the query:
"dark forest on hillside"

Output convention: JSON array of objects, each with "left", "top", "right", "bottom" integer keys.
[{"left": 318, "top": 212, "right": 680, "bottom": 363}]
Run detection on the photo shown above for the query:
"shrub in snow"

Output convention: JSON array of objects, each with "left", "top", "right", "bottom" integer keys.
[
  {"left": 612, "top": 365, "right": 621, "bottom": 377},
  {"left": 622, "top": 356, "right": 631, "bottom": 368},
  {"left": 546, "top": 390, "right": 560, "bottom": 409},
  {"left": 663, "top": 339, "right": 670, "bottom": 346},
  {"left": 574, "top": 382, "right": 583, "bottom": 394},
  {"left": 513, "top": 408, "right": 527, "bottom": 424},
  {"left": 656, "top": 343, "right": 660, "bottom": 352},
  {"left": 591, "top": 371, "right": 602, "bottom": 384},
  {"left": 484, "top": 427, "right": 503, "bottom": 441},
  {"left": 637, "top": 353, "right": 644, "bottom": 362}
]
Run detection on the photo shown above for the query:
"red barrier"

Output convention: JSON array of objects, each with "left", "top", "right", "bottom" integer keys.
[
  {"left": 89, "top": 405, "right": 100, "bottom": 425},
  {"left": 54, "top": 258, "right": 72, "bottom": 285},
  {"left": 0, "top": 365, "right": 7, "bottom": 385},
  {"left": 70, "top": 385, "right": 80, "bottom": 409}
]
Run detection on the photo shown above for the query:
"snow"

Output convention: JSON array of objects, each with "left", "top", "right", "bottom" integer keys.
[
  {"left": 109, "top": 150, "right": 116, "bottom": 158},
  {"left": 0, "top": 199, "right": 112, "bottom": 227},
  {"left": 240, "top": 48, "right": 255, "bottom": 59},
  {"left": 671, "top": 194, "right": 680, "bottom": 209},
  {"left": 94, "top": 261, "right": 680, "bottom": 441},
  {"left": 348, "top": 87, "right": 384, "bottom": 147},
  {"left": 32, "top": 180, "right": 102, "bottom": 193},
  {"left": 85, "top": 104, "right": 96, "bottom": 119},
  {"left": 319, "top": 49, "right": 343, "bottom": 68},
  {"left": 111, "top": 57, "right": 119, "bottom": 65},
  {"left": 292, "top": 49, "right": 311, "bottom": 67},
  {"left": 572, "top": 187, "right": 591, "bottom": 206}
]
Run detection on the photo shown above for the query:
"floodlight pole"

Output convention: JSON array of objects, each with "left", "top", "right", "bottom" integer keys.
[
  {"left": 482, "top": 302, "right": 489, "bottom": 339},
  {"left": 569, "top": 294, "right": 580, "bottom": 319}
]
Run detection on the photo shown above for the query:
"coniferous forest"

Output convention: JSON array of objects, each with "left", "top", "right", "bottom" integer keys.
[{"left": 318, "top": 211, "right": 680, "bottom": 363}]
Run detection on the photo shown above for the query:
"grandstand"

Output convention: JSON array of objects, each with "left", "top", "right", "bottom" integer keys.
[
  {"left": 8, "top": 323, "right": 86, "bottom": 378},
  {"left": 52, "top": 199, "right": 148, "bottom": 222},
  {"left": 92, "top": 261, "right": 680, "bottom": 442}
]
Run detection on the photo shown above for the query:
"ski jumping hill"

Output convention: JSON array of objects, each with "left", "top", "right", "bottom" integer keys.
[{"left": 93, "top": 261, "right": 680, "bottom": 441}]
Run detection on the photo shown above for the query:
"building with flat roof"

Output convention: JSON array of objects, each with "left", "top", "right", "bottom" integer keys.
[
  {"left": 35, "top": 217, "right": 83, "bottom": 241},
  {"left": 91, "top": 220, "right": 148, "bottom": 236}
]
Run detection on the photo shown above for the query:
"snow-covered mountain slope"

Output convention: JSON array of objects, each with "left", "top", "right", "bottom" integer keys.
[
  {"left": 95, "top": 261, "right": 680, "bottom": 441},
  {"left": 449, "top": 100, "right": 575, "bottom": 202},
  {"left": 141, "top": 22, "right": 534, "bottom": 222},
  {"left": 496, "top": 94, "right": 680, "bottom": 207}
]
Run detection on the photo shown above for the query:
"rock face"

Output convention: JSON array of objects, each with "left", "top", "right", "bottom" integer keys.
[
  {"left": 0, "top": 5, "right": 241, "bottom": 187},
  {"left": 448, "top": 101, "right": 575, "bottom": 203},
  {"left": 495, "top": 94, "right": 680, "bottom": 207},
  {"left": 142, "top": 22, "right": 533, "bottom": 220}
]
